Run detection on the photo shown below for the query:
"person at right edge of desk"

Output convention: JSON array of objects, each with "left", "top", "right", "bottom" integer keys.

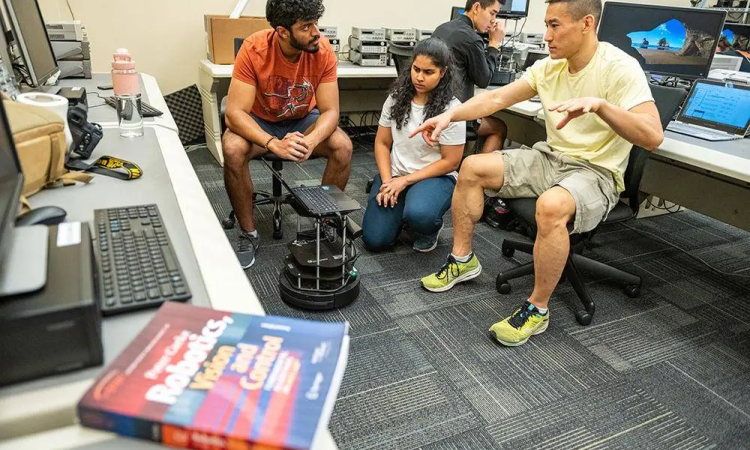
[
  {"left": 433, "top": 0, "right": 508, "bottom": 153},
  {"left": 413, "top": 0, "right": 664, "bottom": 347}
]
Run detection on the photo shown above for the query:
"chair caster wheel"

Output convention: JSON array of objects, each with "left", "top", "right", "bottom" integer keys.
[
  {"left": 624, "top": 284, "right": 641, "bottom": 298},
  {"left": 497, "top": 281, "right": 512, "bottom": 295},
  {"left": 501, "top": 243, "right": 515, "bottom": 257},
  {"left": 272, "top": 208, "right": 282, "bottom": 240},
  {"left": 575, "top": 310, "right": 593, "bottom": 326},
  {"left": 222, "top": 218, "right": 235, "bottom": 230}
]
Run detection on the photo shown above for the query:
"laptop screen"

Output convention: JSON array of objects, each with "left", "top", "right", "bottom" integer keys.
[{"left": 680, "top": 80, "right": 750, "bottom": 134}]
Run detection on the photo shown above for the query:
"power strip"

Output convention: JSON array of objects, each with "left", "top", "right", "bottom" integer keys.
[{"left": 637, "top": 195, "right": 684, "bottom": 219}]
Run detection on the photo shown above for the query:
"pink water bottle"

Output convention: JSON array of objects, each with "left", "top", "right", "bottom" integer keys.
[{"left": 111, "top": 48, "right": 143, "bottom": 137}]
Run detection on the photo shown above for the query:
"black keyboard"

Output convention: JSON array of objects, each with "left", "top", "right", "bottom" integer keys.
[
  {"left": 94, "top": 204, "right": 191, "bottom": 316},
  {"left": 103, "top": 96, "right": 163, "bottom": 118},
  {"left": 295, "top": 187, "right": 339, "bottom": 213}
]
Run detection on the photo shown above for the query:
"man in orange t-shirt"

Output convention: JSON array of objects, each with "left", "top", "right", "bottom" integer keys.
[{"left": 223, "top": 0, "right": 352, "bottom": 268}]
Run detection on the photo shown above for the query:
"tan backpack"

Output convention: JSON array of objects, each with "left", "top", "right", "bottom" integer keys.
[{"left": 2, "top": 96, "right": 92, "bottom": 209}]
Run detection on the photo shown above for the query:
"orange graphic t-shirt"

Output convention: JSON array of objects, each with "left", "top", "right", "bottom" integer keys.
[{"left": 233, "top": 29, "right": 338, "bottom": 123}]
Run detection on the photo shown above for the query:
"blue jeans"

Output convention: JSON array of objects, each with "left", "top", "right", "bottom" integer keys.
[{"left": 362, "top": 174, "right": 456, "bottom": 252}]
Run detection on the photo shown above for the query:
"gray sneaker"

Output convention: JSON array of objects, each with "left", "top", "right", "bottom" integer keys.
[
  {"left": 236, "top": 230, "right": 260, "bottom": 269},
  {"left": 413, "top": 223, "right": 444, "bottom": 253}
]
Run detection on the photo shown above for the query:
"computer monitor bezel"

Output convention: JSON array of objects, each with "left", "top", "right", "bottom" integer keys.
[
  {"left": 497, "top": 0, "right": 529, "bottom": 19},
  {"left": 451, "top": 1, "right": 528, "bottom": 20},
  {"left": 0, "top": 99, "right": 24, "bottom": 270},
  {"left": 722, "top": 23, "right": 750, "bottom": 52},
  {"left": 676, "top": 79, "right": 750, "bottom": 135},
  {"left": 450, "top": 6, "right": 465, "bottom": 21},
  {"left": 598, "top": 1, "right": 727, "bottom": 81},
  {"left": 3, "top": 0, "right": 59, "bottom": 87}
]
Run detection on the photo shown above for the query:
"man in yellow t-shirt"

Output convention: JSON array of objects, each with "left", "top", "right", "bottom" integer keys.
[{"left": 412, "top": 0, "right": 664, "bottom": 346}]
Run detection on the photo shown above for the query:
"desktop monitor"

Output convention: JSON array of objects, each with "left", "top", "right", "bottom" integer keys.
[
  {"left": 722, "top": 24, "right": 750, "bottom": 51},
  {"left": 451, "top": 1, "right": 527, "bottom": 20},
  {"left": 3, "top": 0, "right": 59, "bottom": 87},
  {"left": 523, "top": 49, "right": 548, "bottom": 70},
  {"left": 450, "top": 6, "right": 465, "bottom": 21},
  {"left": 598, "top": 2, "right": 726, "bottom": 80},
  {"left": 498, "top": 0, "right": 528, "bottom": 19},
  {"left": 0, "top": 95, "right": 23, "bottom": 270}
]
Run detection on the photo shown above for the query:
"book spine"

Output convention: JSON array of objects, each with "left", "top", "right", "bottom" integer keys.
[
  {"left": 77, "top": 404, "right": 160, "bottom": 443},
  {"left": 162, "top": 423, "right": 290, "bottom": 450}
]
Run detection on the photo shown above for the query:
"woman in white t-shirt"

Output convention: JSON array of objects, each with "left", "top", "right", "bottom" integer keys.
[{"left": 362, "top": 38, "right": 466, "bottom": 253}]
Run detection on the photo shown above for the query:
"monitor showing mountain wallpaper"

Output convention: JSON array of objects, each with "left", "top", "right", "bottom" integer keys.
[
  {"left": 723, "top": 24, "right": 750, "bottom": 52},
  {"left": 598, "top": 2, "right": 726, "bottom": 79}
]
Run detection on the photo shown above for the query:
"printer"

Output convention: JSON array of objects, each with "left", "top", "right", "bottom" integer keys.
[{"left": 708, "top": 69, "right": 750, "bottom": 85}]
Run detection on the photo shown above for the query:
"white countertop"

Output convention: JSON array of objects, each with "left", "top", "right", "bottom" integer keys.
[
  {"left": 200, "top": 59, "right": 397, "bottom": 79},
  {"left": 474, "top": 86, "right": 543, "bottom": 118},
  {"left": 531, "top": 106, "right": 750, "bottom": 184}
]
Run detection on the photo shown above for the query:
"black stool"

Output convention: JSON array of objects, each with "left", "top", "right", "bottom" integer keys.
[{"left": 222, "top": 153, "right": 294, "bottom": 240}]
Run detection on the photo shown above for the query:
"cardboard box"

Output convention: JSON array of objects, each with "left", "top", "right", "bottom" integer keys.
[{"left": 205, "top": 15, "right": 271, "bottom": 64}]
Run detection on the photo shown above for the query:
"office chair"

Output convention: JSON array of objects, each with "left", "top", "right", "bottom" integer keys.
[
  {"left": 220, "top": 37, "right": 301, "bottom": 240},
  {"left": 495, "top": 83, "right": 688, "bottom": 326},
  {"left": 365, "top": 43, "right": 479, "bottom": 193}
]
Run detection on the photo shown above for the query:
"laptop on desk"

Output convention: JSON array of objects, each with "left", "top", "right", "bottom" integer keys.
[
  {"left": 259, "top": 158, "right": 360, "bottom": 216},
  {"left": 666, "top": 79, "right": 750, "bottom": 142}
]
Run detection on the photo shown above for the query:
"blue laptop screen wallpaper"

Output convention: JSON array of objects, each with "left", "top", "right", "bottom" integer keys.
[{"left": 683, "top": 83, "right": 750, "bottom": 129}]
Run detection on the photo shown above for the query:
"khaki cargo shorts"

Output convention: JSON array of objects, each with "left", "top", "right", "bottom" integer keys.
[{"left": 485, "top": 142, "right": 620, "bottom": 234}]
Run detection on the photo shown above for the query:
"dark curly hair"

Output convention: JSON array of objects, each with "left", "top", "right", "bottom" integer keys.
[
  {"left": 388, "top": 38, "right": 458, "bottom": 130},
  {"left": 266, "top": 0, "right": 325, "bottom": 30}
]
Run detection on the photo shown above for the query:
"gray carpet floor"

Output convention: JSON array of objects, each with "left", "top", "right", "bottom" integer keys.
[{"left": 188, "top": 142, "right": 750, "bottom": 450}]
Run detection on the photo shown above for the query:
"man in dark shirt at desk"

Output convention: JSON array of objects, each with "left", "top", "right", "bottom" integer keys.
[{"left": 433, "top": 0, "right": 508, "bottom": 153}]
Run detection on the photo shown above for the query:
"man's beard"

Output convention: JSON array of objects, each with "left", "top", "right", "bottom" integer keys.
[{"left": 290, "top": 34, "right": 320, "bottom": 53}]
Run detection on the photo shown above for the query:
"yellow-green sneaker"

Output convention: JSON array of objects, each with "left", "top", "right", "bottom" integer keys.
[
  {"left": 421, "top": 254, "right": 482, "bottom": 292},
  {"left": 489, "top": 301, "right": 549, "bottom": 346}
]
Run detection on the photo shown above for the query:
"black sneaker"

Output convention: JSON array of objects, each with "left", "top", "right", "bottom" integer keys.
[{"left": 236, "top": 230, "right": 260, "bottom": 269}]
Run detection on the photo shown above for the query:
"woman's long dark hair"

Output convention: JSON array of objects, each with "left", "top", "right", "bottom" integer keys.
[{"left": 388, "top": 38, "right": 458, "bottom": 130}]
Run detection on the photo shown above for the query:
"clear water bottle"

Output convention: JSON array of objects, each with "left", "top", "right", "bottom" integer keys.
[{"left": 111, "top": 48, "right": 143, "bottom": 138}]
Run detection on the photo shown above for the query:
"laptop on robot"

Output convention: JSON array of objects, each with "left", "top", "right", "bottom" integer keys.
[
  {"left": 666, "top": 79, "right": 750, "bottom": 142},
  {"left": 260, "top": 158, "right": 360, "bottom": 216}
]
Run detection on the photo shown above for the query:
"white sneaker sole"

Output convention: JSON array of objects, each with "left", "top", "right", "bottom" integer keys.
[
  {"left": 240, "top": 256, "right": 256, "bottom": 270},
  {"left": 422, "top": 262, "right": 482, "bottom": 293},
  {"left": 492, "top": 320, "right": 549, "bottom": 347},
  {"left": 413, "top": 224, "right": 444, "bottom": 253}
]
